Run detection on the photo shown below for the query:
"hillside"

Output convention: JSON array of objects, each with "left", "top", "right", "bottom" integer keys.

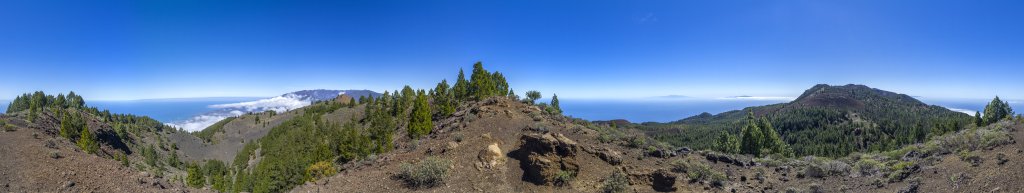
[
  {"left": 0, "top": 92, "right": 207, "bottom": 192},
  {"left": 2, "top": 70, "right": 1021, "bottom": 193},
  {"left": 290, "top": 96, "right": 1024, "bottom": 193},
  {"left": 645, "top": 84, "right": 973, "bottom": 157}
]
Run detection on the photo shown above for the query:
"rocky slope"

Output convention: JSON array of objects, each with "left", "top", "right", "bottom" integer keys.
[
  {"left": 288, "top": 97, "right": 1024, "bottom": 193},
  {"left": 0, "top": 114, "right": 207, "bottom": 192}
]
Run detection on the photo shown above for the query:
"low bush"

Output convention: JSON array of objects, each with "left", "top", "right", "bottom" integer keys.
[
  {"left": 48, "top": 151, "right": 62, "bottom": 159},
  {"left": 602, "top": 171, "right": 629, "bottom": 193},
  {"left": 997, "top": 153, "right": 1008, "bottom": 165},
  {"left": 854, "top": 158, "right": 883, "bottom": 176},
  {"left": 685, "top": 161, "right": 727, "bottom": 187},
  {"left": 886, "top": 161, "right": 917, "bottom": 182},
  {"left": 803, "top": 158, "right": 850, "bottom": 178},
  {"left": 397, "top": 157, "right": 451, "bottom": 189},
  {"left": 305, "top": 161, "right": 337, "bottom": 182},
  {"left": 926, "top": 127, "right": 1012, "bottom": 155},
  {"left": 669, "top": 159, "right": 688, "bottom": 173},
  {"left": 808, "top": 183, "right": 823, "bottom": 193},
  {"left": 44, "top": 139, "right": 58, "bottom": 149},
  {"left": 553, "top": 170, "right": 576, "bottom": 187},
  {"left": 627, "top": 135, "right": 646, "bottom": 148},
  {"left": 958, "top": 151, "right": 982, "bottom": 167}
]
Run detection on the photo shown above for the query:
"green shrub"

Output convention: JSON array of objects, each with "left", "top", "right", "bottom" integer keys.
[
  {"left": 670, "top": 159, "right": 688, "bottom": 173},
  {"left": 397, "top": 157, "right": 451, "bottom": 189},
  {"left": 627, "top": 135, "right": 646, "bottom": 148},
  {"left": 48, "top": 151, "right": 61, "bottom": 159},
  {"left": 553, "top": 170, "right": 576, "bottom": 187},
  {"left": 305, "top": 161, "right": 337, "bottom": 182},
  {"left": 453, "top": 133, "right": 464, "bottom": 142},
  {"left": 808, "top": 183, "right": 823, "bottom": 193},
  {"left": 602, "top": 171, "right": 629, "bottom": 193},
  {"left": 685, "top": 161, "right": 727, "bottom": 187},
  {"left": 854, "top": 158, "right": 883, "bottom": 176},
  {"left": 886, "top": 161, "right": 917, "bottom": 182}
]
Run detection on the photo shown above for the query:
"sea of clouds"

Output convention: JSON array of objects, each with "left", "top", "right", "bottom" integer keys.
[{"left": 167, "top": 93, "right": 336, "bottom": 132}]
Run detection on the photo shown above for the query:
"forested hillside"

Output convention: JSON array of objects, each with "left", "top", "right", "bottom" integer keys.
[
  {"left": 644, "top": 84, "right": 976, "bottom": 157},
  {"left": 4, "top": 91, "right": 197, "bottom": 184}
]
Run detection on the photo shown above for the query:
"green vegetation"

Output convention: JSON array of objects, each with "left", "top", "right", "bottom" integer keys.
[
  {"left": 194, "top": 117, "right": 237, "bottom": 143},
  {"left": 712, "top": 111, "right": 791, "bottom": 157},
  {"left": 548, "top": 94, "right": 561, "bottom": 114},
  {"left": 601, "top": 171, "right": 629, "bottom": 193},
  {"left": 305, "top": 161, "right": 337, "bottom": 182},
  {"left": 76, "top": 125, "right": 99, "bottom": 154},
  {"left": 408, "top": 90, "right": 433, "bottom": 139},
  {"left": 186, "top": 163, "right": 205, "bottom": 188},
  {"left": 982, "top": 96, "right": 1015, "bottom": 126},
  {"left": 648, "top": 84, "right": 973, "bottom": 158},
  {"left": 431, "top": 80, "right": 456, "bottom": 117},
  {"left": 713, "top": 132, "right": 740, "bottom": 154},
  {"left": 397, "top": 157, "right": 451, "bottom": 189},
  {"left": 679, "top": 160, "right": 727, "bottom": 186},
  {"left": 525, "top": 90, "right": 542, "bottom": 104},
  {"left": 60, "top": 111, "right": 85, "bottom": 139},
  {"left": 553, "top": 170, "right": 576, "bottom": 187}
]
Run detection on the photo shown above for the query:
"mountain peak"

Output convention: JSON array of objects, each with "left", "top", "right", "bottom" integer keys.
[{"left": 792, "top": 84, "right": 924, "bottom": 110}]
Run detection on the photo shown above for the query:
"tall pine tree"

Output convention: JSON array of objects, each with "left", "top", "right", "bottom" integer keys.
[
  {"left": 77, "top": 124, "right": 99, "bottom": 154},
  {"left": 550, "top": 94, "right": 561, "bottom": 114},
  {"left": 408, "top": 90, "right": 433, "bottom": 139},
  {"left": 740, "top": 111, "right": 763, "bottom": 156},
  {"left": 432, "top": 80, "right": 456, "bottom": 117},
  {"left": 469, "top": 62, "right": 496, "bottom": 100},
  {"left": 453, "top": 68, "right": 470, "bottom": 101}
]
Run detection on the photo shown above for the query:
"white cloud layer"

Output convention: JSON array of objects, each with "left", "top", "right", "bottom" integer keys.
[
  {"left": 167, "top": 93, "right": 340, "bottom": 132},
  {"left": 944, "top": 107, "right": 975, "bottom": 115}
]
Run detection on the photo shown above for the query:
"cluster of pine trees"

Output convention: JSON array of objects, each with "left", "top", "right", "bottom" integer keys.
[
  {"left": 7, "top": 91, "right": 185, "bottom": 179},
  {"left": 222, "top": 62, "right": 556, "bottom": 193},
  {"left": 7, "top": 91, "right": 85, "bottom": 122},
  {"left": 976, "top": 96, "right": 1015, "bottom": 126},
  {"left": 713, "top": 111, "right": 791, "bottom": 157}
]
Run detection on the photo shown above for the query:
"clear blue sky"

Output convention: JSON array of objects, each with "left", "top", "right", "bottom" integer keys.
[{"left": 1, "top": 0, "right": 1022, "bottom": 100}]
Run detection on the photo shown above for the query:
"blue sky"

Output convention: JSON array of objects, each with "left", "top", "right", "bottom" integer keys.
[{"left": 1, "top": 0, "right": 1022, "bottom": 100}]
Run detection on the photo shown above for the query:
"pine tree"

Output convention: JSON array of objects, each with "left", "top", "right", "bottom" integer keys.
[
  {"left": 432, "top": 79, "right": 455, "bottom": 117},
  {"left": 453, "top": 68, "right": 469, "bottom": 101},
  {"left": 740, "top": 111, "right": 763, "bottom": 156},
  {"left": 550, "top": 94, "right": 561, "bottom": 114},
  {"left": 492, "top": 71, "right": 509, "bottom": 98},
  {"left": 975, "top": 111, "right": 984, "bottom": 127},
  {"left": 186, "top": 163, "right": 205, "bottom": 188},
  {"left": 508, "top": 89, "right": 518, "bottom": 100},
  {"left": 757, "top": 117, "right": 788, "bottom": 155},
  {"left": 469, "top": 62, "right": 496, "bottom": 100},
  {"left": 715, "top": 132, "right": 740, "bottom": 154},
  {"left": 77, "top": 124, "right": 99, "bottom": 154},
  {"left": 408, "top": 90, "right": 433, "bottom": 139},
  {"left": 55, "top": 93, "right": 66, "bottom": 109},
  {"left": 983, "top": 96, "right": 1014, "bottom": 125}
]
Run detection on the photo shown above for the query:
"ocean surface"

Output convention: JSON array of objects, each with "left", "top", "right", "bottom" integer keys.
[
  {"left": 2, "top": 97, "right": 1020, "bottom": 124},
  {"left": 76, "top": 98, "right": 261, "bottom": 123}
]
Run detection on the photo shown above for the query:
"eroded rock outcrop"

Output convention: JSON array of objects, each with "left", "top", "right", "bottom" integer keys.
[{"left": 513, "top": 132, "right": 581, "bottom": 185}]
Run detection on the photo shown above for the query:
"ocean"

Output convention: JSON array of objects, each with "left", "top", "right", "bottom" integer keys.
[
  {"left": 1, "top": 97, "right": 1019, "bottom": 125},
  {"left": 74, "top": 98, "right": 260, "bottom": 123}
]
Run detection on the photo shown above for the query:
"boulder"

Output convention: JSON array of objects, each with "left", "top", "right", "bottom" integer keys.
[
  {"left": 676, "top": 147, "right": 692, "bottom": 155},
  {"left": 651, "top": 169, "right": 678, "bottom": 192},
  {"left": 476, "top": 142, "right": 506, "bottom": 170},
  {"left": 515, "top": 132, "right": 581, "bottom": 185},
  {"left": 648, "top": 149, "right": 676, "bottom": 158},
  {"left": 519, "top": 133, "right": 579, "bottom": 157},
  {"left": 595, "top": 147, "right": 623, "bottom": 165}
]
